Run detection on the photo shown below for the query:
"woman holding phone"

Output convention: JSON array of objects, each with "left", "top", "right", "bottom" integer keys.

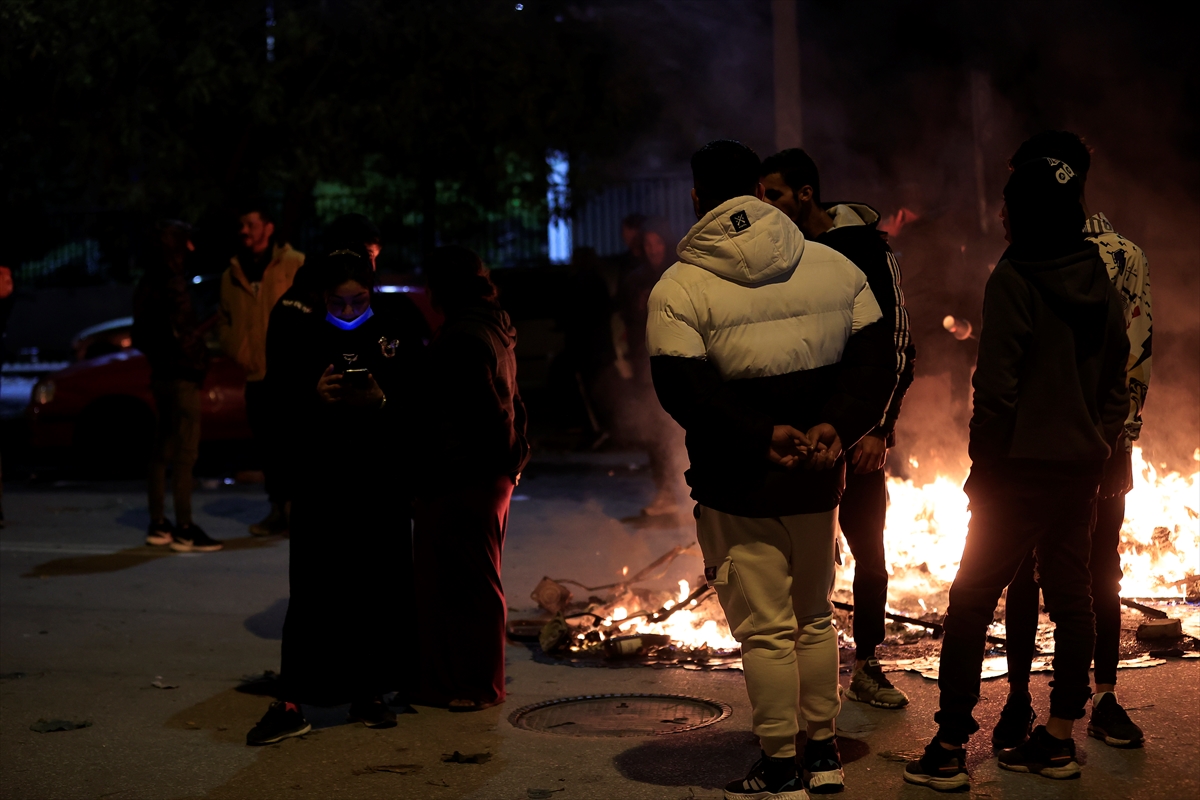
[{"left": 247, "top": 248, "right": 422, "bottom": 745}]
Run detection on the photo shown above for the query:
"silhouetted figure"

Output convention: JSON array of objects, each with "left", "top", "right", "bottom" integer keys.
[
  {"left": 905, "top": 157, "right": 1129, "bottom": 792},
  {"left": 414, "top": 246, "right": 529, "bottom": 712},
  {"left": 131, "top": 221, "right": 219, "bottom": 553},
  {"left": 997, "top": 131, "right": 1154, "bottom": 752}
]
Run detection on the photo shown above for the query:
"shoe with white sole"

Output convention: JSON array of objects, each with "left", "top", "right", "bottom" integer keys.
[
  {"left": 903, "top": 737, "right": 970, "bottom": 792},
  {"left": 723, "top": 751, "right": 808, "bottom": 800},
  {"left": 846, "top": 659, "right": 909, "bottom": 709},
  {"left": 997, "top": 725, "right": 1081, "bottom": 780}
]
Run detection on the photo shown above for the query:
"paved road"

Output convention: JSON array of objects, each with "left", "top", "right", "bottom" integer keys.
[{"left": 2, "top": 456, "right": 1197, "bottom": 799}]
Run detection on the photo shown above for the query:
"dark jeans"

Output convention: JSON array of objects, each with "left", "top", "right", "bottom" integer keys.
[
  {"left": 839, "top": 465, "right": 888, "bottom": 661},
  {"left": 935, "top": 470, "right": 1097, "bottom": 744},
  {"left": 244, "top": 380, "right": 287, "bottom": 504},
  {"left": 1005, "top": 491, "right": 1125, "bottom": 687},
  {"left": 148, "top": 379, "right": 201, "bottom": 526}
]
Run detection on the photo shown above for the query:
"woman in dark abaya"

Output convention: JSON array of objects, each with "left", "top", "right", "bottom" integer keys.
[
  {"left": 414, "top": 246, "right": 529, "bottom": 712},
  {"left": 246, "top": 248, "right": 421, "bottom": 745}
]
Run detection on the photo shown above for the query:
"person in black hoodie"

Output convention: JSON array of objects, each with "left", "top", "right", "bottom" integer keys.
[
  {"left": 414, "top": 246, "right": 529, "bottom": 712},
  {"left": 246, "top": 248, "right": 421, "bottom": 746},
  {"left": 761, "top": 148, "right": 916, "bottom": 711},
  {"left": 131, "top": 221, "right": 221, "bottom": 552},
  {"left": 904, "top": 158, "right": 1129, "bottom": 792}
]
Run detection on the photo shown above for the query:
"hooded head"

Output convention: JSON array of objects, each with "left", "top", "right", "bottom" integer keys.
[{"left": 1003, "top": 157, "right": 1087, "bottom": 260}]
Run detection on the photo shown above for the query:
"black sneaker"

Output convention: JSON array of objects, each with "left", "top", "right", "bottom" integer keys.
[
  {"left": 991, "top": 693, "right": 1036, "bottom": 749},
  {"left": 903, "top": 738, "right": 970, "bottom": 792},
  {"left": 1088, "top": 692, "right": 1144, "bottom": 748},
  {"left": 348, "top": 697, "right": 397, "bottom": 729},
  {"left": 802, "top": 735, "right": 845, "bottom": 794},
  {"left": 246, "top": 701, "right": 311, "bottom": 746},
  {"left": 723, "top": 751, "right": 807, "bottom": 800},
  {"left": 146, "top": 518, "right": 175, "bottom": 546},
  {"left": 250, "top": 504, "right": 288, "bottom": 537},
  {"left": 169, "top": 524, "right": 223, "bottom": 552},
  {"left": 997, "top": 725, "right": 1081, "bottom": 780}
]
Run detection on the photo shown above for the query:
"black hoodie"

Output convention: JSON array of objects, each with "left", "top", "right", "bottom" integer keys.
[
  {"left": 969, "top": 243, "right": 1129, "bottom": 475},
  {"left": 421, "top": 300, "right": 530, "bottom": 483}
]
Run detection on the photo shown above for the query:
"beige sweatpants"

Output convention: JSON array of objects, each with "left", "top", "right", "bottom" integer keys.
[{"left": 696, "top": 504, "right": 841, "bottom": 759}]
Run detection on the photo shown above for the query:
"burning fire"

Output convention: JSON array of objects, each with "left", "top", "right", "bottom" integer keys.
[
  {"left": 606, "top": 579, "right": 740, "bottom": 652},
  {"left": 840, "top": 445, "right": 1200, "bottom": 614},
  {"left": 606, "top": 446, "right": 1197, "bottom": 652}
]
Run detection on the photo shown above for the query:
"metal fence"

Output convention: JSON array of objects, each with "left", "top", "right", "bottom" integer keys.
[{"left": 572, "top": 175, "right": 695, "bottom": 257}]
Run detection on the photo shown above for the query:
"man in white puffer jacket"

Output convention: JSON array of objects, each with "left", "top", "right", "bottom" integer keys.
[{"left": 647, "top": 140, "right": 897, "bottom": 799}]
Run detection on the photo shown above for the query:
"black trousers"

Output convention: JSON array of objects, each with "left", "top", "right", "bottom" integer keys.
[
  {"left": 935, "top": 470, "right": 1097, "bottom": 743},
  {"left": 839, "top": 466, "right": 888, "bottom": 661},
  {"left": 244, "top": 380, "right": 287, "bottom": 504},
  {"left": 1005, "top": 491, "right": 1125, "bottom": 687}
]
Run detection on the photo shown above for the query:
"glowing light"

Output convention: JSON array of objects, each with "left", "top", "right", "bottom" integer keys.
[{"left": 622, "top": 565, "right": 629, "bottom": 576}]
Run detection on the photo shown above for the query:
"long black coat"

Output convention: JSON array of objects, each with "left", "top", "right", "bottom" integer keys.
[{"left": 275, "top": 307, "right": 422, "bottom": 705}]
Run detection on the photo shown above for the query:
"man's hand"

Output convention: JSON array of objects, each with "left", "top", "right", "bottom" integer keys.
[
  {"left": 316, "top": 365, "right": 343, "bottom": 404},
  {"left": 768, "top": 425, "right": 811, "bottom": 469},
  {"left": 804, "top": 423, "right": 842, "bottom": 470},
  {"left": 343, "top": 373, "right": 386, "bottom": 408},
  {"left": 851, "top": 433, "right": 888, "bottom": 474}
]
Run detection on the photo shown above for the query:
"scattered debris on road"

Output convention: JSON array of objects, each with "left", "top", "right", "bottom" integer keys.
[
  {"left": 441, "top": 751, "right": 492, "bottom": 764},
  {"left": 30, "top": 718, "right": 93, "bottom": 732},
  {"left": 150, "top": 676, "right": 178, "bottom": 689}
]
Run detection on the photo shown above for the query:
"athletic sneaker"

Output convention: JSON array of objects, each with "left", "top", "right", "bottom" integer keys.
[
  {"left": 997, "top": 725, "right": 1081, "bottom": 780},
  {"left": 903, "top": 738, "right": 970, "bottom": 792},
  {"left": 250, "top": 503, "right": 289, "bottom": 537},
  {"left": 1088, "top": 692, "right": 1144, "bottom": 748},
  {"left": 146, "top": 519, "right": 175, "bottom": 546},
  {"left": 347, "top": 698, "right": 397, "bottom": 729},
  {"left": 846, "top": 658, "right": 909, "bottom": 708},
  {"left": 802, "top": 735, "right": 845, "bottom": 794},
  {"left": 723, "top": 751, "right": 807, "bottom": 800},
  {"left": 169, "top": 524, "right": 223, "bottom": 552},
  {"left": 246, "top": 701, "right": 311, "bottom": 746},
  {"left": 991, "top": 693, "right": 1036, "bottom": 749}
]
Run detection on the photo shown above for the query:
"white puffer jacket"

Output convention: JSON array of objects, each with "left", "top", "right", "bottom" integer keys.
[
  {"left": 647, "top": 196, "right": 882, "bottom": 376},
  {"left": 644, "top": 195, "right": 896, "bottom": 517}
]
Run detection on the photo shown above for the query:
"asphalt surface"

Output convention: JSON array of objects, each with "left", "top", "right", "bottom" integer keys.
[{"left": 2, "top": 454, "right": 1197, "bottom": 800}]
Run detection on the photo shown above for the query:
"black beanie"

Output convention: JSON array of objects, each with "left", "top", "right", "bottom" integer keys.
[{"left": 1004, "top": 158, "right": 1087, "bottom": 259}]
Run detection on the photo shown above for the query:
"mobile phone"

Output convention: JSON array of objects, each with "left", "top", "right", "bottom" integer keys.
[{"left": 342, "top": 368, "right": 370, "bottom": 389}]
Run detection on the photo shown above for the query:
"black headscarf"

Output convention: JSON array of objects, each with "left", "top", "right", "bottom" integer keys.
[{"left": 1003, "top": 157, "right": 1087, "bottom": 260}]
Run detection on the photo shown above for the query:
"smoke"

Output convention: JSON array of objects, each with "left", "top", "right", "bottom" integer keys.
[{"left": 580, "top": 1, "right": 1197, "bottom": 472}]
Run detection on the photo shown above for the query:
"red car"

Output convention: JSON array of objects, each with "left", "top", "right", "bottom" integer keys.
[{"left": 26, "top": 281, "right": 436, "bottom": 471}]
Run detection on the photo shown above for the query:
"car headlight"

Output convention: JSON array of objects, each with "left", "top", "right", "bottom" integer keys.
[{"left": 32, "top": 380, "right": 56, "bottom": 405}]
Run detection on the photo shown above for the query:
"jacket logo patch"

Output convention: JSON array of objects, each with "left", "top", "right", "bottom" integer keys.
[{"left": 729, "top": 210, "right": 751, "bottom": 232}]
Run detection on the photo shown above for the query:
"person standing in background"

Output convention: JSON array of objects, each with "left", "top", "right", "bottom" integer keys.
[
  {"left": 760, "top": 148, "right": 916, "bottom": 710},
  {"left": 132, "top": 221, "right": 220, "bottom": 552},
  {"left": 217, "top": 201, "right": 304, "bottom": 537},
  {"left": 617, "top": 216, "right": 688, "bottom": 517},
  {"left": 414, "top": 246, "right": 529, "bottom": 713},
  {"left": 994, "top": 131, "right": 1154, "bottom": 752}
]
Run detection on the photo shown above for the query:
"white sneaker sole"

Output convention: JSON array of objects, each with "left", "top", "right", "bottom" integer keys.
[
  {"left": 998, "top": 759, "right": 1081, "bottom": 779},
  {"left": 1088, "top": 724, "right": 1143, "bottom": 748},
  {"left": 903, "top": 771, "right": 970, "bottom": 792},
  {"left": 844, "top": 687, "right": 909, "bottom": 709},
  {"left": 169, "top": 541, "right": 223, "bottom": 553},
  {"left": 724, "top": 788, "right": 809, "bottom": 800},
  {"left": 807, "top": 766, "right": 845, "bottom": 794},
  {"left": 249, "top": 722, "right": 311, "bottom": 746}
]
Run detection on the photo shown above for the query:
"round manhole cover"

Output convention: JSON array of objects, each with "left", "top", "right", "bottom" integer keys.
[{"left": 508, "top": 693, "right": 731, "bottom": 737}]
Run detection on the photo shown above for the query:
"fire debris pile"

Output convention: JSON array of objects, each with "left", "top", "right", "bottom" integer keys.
[{"left": 519, "top": 545, "right": 742, "bottom": 669}]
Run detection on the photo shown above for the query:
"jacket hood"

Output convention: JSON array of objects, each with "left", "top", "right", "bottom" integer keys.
[
  {"left": 824, "top": 202, "right": 881, "bottom": 229},
  {"left": 446, "top": 299, "right": 517, "bottom": 348},
  {"left": 1005, "top": 243, "right": 1109, "bottom": 306},
  {"left": 676, "top": 196, "right": 805, "bottom": 286}
]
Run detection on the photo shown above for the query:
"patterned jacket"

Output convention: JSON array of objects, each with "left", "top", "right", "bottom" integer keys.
[{"left": 1086, "top": 213, "right": 1152, "bottom": 440}]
